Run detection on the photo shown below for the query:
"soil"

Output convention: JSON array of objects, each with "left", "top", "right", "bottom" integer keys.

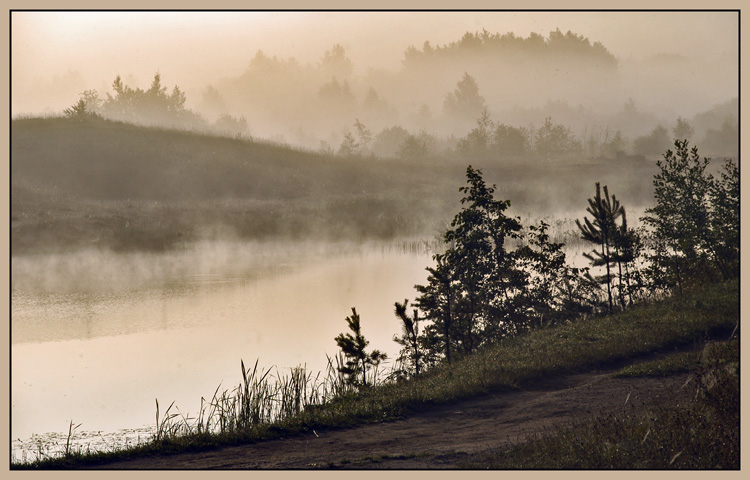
[{"left": 86, "top": 361, "right": 697, "bottom": 470}]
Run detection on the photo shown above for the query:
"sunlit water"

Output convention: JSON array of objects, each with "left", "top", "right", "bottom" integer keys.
[{"left": 10, "top": 239, "right": 436, "bottom": 462}]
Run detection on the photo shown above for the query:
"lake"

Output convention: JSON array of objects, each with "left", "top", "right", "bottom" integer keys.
[{"left": 10, "top": 239, "right": 435, "bottom": 460}]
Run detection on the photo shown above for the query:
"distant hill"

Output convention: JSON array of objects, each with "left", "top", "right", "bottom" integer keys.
[
  {"left": 11, "top": 116, "right": 658, "bottom": 254},
  {"left": 11, "top": 116, "right": 428, "bottom": 202}
]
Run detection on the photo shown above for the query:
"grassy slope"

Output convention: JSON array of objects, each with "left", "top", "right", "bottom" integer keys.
[
  {"left": 14, "top": 279, "right": 739, "bottom": 469},
  {"left": 11, "top": 117, "right": 464, "bottom": 252},
  {"left": 11, "top": 117, "right": 658, "bottom": 254},
  {"left": 460, "top": 338, "right": 739, "bottom": 469}
]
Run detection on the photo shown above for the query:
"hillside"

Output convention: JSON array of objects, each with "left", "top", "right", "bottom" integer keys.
[{"left": 11, "top": 117, "right": 658, "bottom": 254}]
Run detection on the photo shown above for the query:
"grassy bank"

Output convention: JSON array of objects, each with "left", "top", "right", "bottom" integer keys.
[
  {"left": 459, "top": 338, "right": 739, "bottom": 469},
  {"left": 13, "top": 279, "right": 738, "bottom": 469}
]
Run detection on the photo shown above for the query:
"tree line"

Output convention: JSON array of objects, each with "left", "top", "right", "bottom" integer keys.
[
  {"left": 339, "top": 105, "right": 735, "bottom": 163},
  {"left": 334, "top": 140, "right": 739, "bottom": 385},
  {"left": 402, "top": 28, "right": 618, "bottom": 69},
  {"left": 62, "top": 68, "right": 737, "bottom": 162}
]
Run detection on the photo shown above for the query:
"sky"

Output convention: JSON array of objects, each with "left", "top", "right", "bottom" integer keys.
[{"left": 11, "top": 10, "right": 738, "bottom": 112}]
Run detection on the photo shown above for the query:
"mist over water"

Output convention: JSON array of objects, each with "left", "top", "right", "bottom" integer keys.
[
  {"left": 9, "top": 11, "right": 740, "bottom": 462},
  {"left": 11, "top": 240, "right": 435, "bottom": 452}
]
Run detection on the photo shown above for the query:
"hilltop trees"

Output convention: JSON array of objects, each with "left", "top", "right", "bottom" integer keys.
[
  {"left": 402, "top": 29, "right": 617, "bottom": 69},
  {"left": 64, "top": 74, "right": 253, "bottom": 136},
  {"left": 63, "top": 98, "right": 100, "bottom": 120},
  {"left": 102, "top": 73, "right": 194, "bottom": 126}
]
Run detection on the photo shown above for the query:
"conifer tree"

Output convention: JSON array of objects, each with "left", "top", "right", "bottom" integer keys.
[
  {"left": 415, "top": 254, "right": 455, "bottom": 364},
  {"left": 576, "top": 183, "right": 624, "bottom": 313},
  {"left": 393, "top": 299, "right": 423, "bottom": 377},
  {"left": 334, "top": 308, "right": 387, "bottom": 387},
  {"left": 415, "top": 166, "right": 526, "bottom": 362}
]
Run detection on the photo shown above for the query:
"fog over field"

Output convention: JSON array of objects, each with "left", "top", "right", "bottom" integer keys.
[{"left": 12, "top": 11, "right": 738, "bottom": 151}]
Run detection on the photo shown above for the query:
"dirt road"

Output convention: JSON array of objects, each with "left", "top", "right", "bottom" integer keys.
[{"left": 88, "top": 365, "right": 694, "bottom": 469}]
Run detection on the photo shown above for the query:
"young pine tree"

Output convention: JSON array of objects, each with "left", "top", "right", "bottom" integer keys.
[
  {"left": 415, "top": 166, "right": 527, "bottom": 363},
  {"left": 393, "top": 299, "right": 423, "bottom": 377},
  {"left": 576, "top": 183, "right": 624, "bottom": 313},
  {"left": 334, "top": 308, "right": 387, "bottom": 388}
]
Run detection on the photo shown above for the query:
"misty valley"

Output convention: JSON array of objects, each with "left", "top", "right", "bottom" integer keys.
[{"left": 10, "top": 17, "right": 739, "bottom": 468}]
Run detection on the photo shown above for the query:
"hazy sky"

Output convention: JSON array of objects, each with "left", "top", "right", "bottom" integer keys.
[{"left": 12, "top": 10, "right": 738, "bottom": 100}]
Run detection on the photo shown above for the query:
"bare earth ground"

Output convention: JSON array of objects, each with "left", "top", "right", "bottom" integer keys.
[{"left": 88, "top": 364, "right": 695, "bottom": 470}]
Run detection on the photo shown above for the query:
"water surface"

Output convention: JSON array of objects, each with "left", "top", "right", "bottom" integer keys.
[{"left": 11, "top": 240, "right": 434, "bottom": 458}]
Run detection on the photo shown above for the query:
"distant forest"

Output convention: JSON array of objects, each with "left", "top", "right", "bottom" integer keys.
[{"left": 51, "top": 28, "right": 737, "bottom": 162}]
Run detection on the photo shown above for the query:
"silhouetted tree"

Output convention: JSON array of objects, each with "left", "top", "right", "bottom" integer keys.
[
  {"left": 393, "top": 299, "right": 423, "bottom": 377},
  {"left": 708, "top": 158, "right": 740, "bottom": 278},
  {"left": 515, "top": 221, "right": 579, "bottom": 325},
  {"left": 641, "top": 140, "right": 726, "bottom": 293},
  {"left": 334, "top": 308, "right": 387, "bottom": 387},
  {"left": 63, "top": 98, "right": 99, "bottom": 120},
  {"left": 416, "top": 166, "right": 526, "bottom": 360},
  {"left": 415, "top": 254, "right": 456, "bottom": 364},
  {"left": 576, "top": 183, "right": 624, "bottom": 313}
]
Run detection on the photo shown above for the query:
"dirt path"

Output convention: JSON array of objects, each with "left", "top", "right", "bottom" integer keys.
[{"left": 88, "top": 365, "right": 695, "bottom": 469}]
